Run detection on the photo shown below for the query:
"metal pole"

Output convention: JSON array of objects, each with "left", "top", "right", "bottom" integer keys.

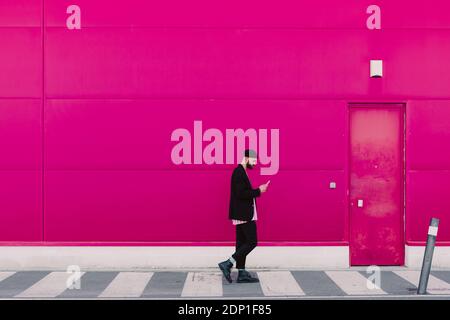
[{"left": 417, "top": 217, "right": 439, "bottom": 295}]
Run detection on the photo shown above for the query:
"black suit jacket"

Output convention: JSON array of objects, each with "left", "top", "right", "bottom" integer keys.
[{"left": 228, "top": 164, "right": 261, "bottom": 221}]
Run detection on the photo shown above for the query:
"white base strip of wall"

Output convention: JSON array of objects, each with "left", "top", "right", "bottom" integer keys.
[
  {"left": 2, "top": 245, "right": 450, "bottom": 270},
  {"left": 0, "top": 246, "right": 349, "bottom": 270},
  {"left": 405, "top": 245, "right": 450, "bottom": 269}
]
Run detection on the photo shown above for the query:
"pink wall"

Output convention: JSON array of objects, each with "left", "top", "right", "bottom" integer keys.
[
  {"left": 1, "top": 0, "right": 450, "bottom": 245},
  {"left": 407, "top": 101, "right": 450, "bottom": 244}
]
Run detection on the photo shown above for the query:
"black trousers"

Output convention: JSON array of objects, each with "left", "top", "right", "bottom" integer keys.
[{"left": 231, "top": 221, "right": 258, "bottom": 269}]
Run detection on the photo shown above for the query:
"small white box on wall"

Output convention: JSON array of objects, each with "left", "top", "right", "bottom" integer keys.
[{"left": 370, "top": 60, "right": 383, "bottom": 77}]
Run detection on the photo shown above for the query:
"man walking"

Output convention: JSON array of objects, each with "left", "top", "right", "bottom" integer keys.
[{"left": 218, "top": 149, "right": 270, "bottom": 283}]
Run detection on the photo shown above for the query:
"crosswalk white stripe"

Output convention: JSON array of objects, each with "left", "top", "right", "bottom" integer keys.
[
  {"left": 99, "top": 272, "right": 154, "bottom": 298},
  {"left": 393, "top": 271, "right": 450, "bottom": 294},
  {"left": 181, "top": 272, "right": 223, "bottom": 297},
  {"left": 0, "top": 272, "right": 15, "bottom": 283},
  {"left": 257, "top": 271, "right": 305, "bottom": 296},
  {"left": 326, "top": 271, "right": 387, "bottom": 295},
  {"left": 15, "top": 272, "right": 85, "bottom": 298}
]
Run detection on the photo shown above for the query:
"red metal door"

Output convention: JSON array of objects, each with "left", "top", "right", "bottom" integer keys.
[{"left": 349, "top": 104, "right": 404, "bottom": 265}]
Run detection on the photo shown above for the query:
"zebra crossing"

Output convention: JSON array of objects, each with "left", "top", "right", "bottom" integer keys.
[
  {"left": 325, "top": 271, "right": 386, "bottom": 295},
  {"left": 0, "top": 270, "right": 449, "bottom": 299},
  {"left": 99, "top": 272, "right": 154, "bottom": 298},
  {"left": 258, "top": 271, "right": 305, "bottom": 296}
]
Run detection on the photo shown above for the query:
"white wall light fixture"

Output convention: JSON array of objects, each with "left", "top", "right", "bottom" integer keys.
[{"left": 370, "top": 59, "right": 383, "bottom": 78}]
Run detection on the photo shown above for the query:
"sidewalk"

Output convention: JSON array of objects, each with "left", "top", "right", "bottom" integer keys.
[{"left": 1, "top": 268, "right": 450, "bottom": 299}]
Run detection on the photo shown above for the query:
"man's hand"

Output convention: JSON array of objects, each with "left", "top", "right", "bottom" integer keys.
[{"left": 259, "top": 180, "right": 270, "bottom": 193}]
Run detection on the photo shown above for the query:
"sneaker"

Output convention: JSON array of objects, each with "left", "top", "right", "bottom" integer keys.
[
  {"left": 237, "top": 270, "right": 259, "bottom": 283},
  {"left": 218, "top": 260, "right": 233, "bottom": 283}
]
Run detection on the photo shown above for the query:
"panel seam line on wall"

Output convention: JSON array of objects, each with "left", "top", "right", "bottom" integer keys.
[{"left": 41, "top": 0, "right": 45, "bottom": 241}]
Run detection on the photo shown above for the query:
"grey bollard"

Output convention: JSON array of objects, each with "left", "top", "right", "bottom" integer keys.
[{"left": 417, "top": 217, "right": 439, "bottom": 295}]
